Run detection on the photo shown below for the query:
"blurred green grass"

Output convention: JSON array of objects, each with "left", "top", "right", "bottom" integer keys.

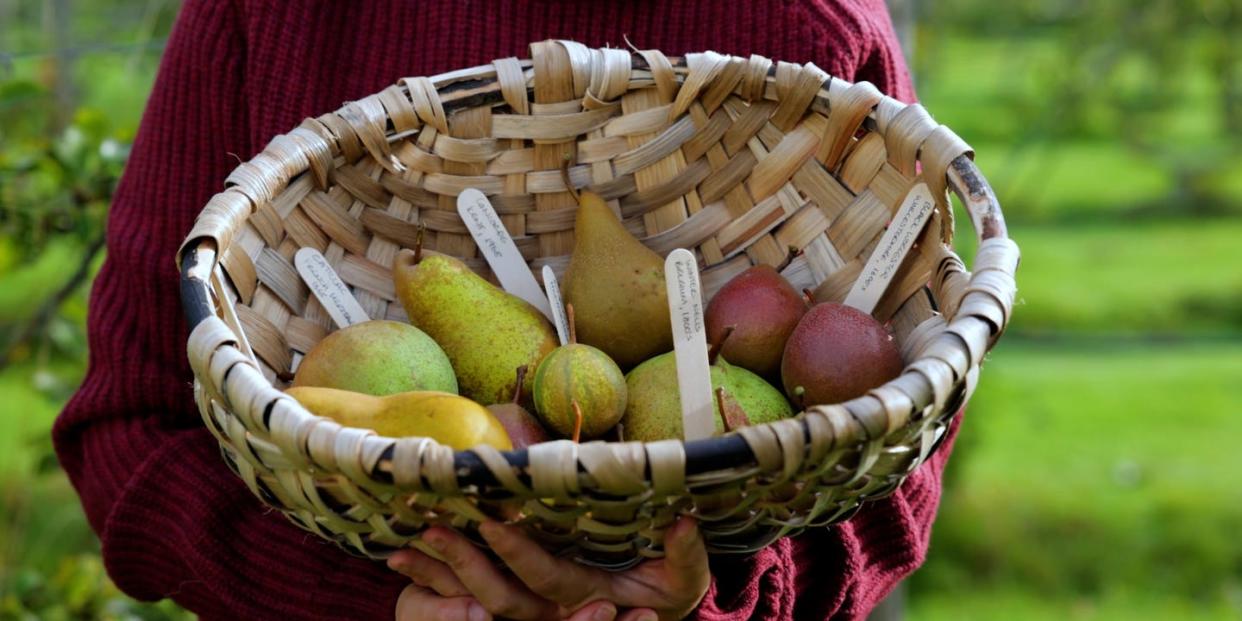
[
  {"left": 1007, "top": 220, "right": 1242, "bottom": 334},
  {"left": 914, "top": 587, "right": 1241, "bottom": 621},
  {"left": 914, "top": 343, "right": 1242, "bottom": 608}
]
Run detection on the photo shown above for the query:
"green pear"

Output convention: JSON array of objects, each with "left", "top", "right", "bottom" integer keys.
[
  {"left": 532, "top": 314, "right": 628, "bottom": 441},
  {"left": 393, "top": 250, "right": 557, "bottom": 407},
  {"left": 620, "top": 351, "right": 793, "bottom": 442},
  {"left": 292, "top": 320, "right": 457, "bottom": 396},
  {"left": 563, "top": 191, "right": 672, "bottom": 368}
]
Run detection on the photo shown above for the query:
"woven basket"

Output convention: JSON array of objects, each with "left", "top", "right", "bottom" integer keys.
[{"left": 178, "top": 42, "right": 1018, "bottom": 570}]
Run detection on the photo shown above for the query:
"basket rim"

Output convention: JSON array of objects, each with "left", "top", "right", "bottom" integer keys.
[{"left": 178, "top": 50, "right": 1012, "bottom": 493}]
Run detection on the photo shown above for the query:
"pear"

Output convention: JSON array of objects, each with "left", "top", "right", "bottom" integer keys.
[
  {"left": 532, "top": 305, "right": 627, "bottom": 440},
  {"left": 393, "top": 250, "right": 557, "bottom": 407},
  {"left": 704, "top": 265, "right": 807, "bottom": 378},
  {"left": 487, "top": 366, "right": 551, "bottom": 449},
  {"left": 285, "top": 386, "right": 512, "bottom": 450},
  {"left": 563, "top": 190, "right": 672, "bottom": 368},
  {"left": 620, "top": 346, "right": 792, "bottom": 442},
  {"left": 292, "top": 320, "right": 457, "bottom": 396},
  {"left": 781, "top": 302, "right": 903, "bottom": 408}
]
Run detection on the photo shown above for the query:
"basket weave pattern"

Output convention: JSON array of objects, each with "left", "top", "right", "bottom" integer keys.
[{"left": 179, "top": 41, "right": 1018, "bottom": 568}]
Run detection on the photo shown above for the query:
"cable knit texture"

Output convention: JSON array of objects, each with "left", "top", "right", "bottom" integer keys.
[{"left": 53, "top": 1, "right": 950, "bottom": 619}]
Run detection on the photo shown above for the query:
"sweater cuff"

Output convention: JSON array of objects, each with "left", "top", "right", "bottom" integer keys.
[
  {"left": 692, "top": 537, "right": 797, "bottom": 620},
  {"left": 101, "top": 428, "right": 406, "bottom": 620}
]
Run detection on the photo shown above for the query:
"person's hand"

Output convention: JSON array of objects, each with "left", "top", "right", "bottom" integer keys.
[
  {"left": 393, "top": 581, "right": 619, "bottom": 621},
  {"left": 388, "top": 516, "right": 709, "bottom": 621}
]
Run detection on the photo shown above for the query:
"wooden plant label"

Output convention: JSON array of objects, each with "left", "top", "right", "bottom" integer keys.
[
  {"left": 844, "top": 182, "right": 936, "bottom": 314},
  {"left": 664, "top": 248, "right": 715, "bottom": 441},
  {"left": 294, "top": 247, "right": 370, "bottom": 328},
  {"left": 457, "top": 188, "right": 554, "bottom": 321},
  {"left": 541, "top": 265, "right": 571, "bottom": 346}
]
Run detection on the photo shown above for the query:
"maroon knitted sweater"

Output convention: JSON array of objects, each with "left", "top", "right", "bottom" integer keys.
[{"left": 54, "top": 1, "right": 956, "bottom": 619}]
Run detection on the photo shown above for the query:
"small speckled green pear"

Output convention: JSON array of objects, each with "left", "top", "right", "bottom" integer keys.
[
  {"left": 532, "top": 305, "right": 628, "bottom": 440},
  {"left": 393, "top": 249, "right": 557, "bottom": 407}
]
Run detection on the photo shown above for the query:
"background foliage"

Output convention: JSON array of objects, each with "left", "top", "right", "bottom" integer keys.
[{"left": 0, "top": 0, "right": 1238, "bottom": 619}]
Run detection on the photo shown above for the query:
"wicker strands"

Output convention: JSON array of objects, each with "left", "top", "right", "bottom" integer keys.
[{"left": 178, "top": 42, "right": 1019, "bottom": 569}]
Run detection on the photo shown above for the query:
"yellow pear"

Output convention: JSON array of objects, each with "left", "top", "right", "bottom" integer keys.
[{"left": 285, "top": 386, "right": 512, "bottom": 450}]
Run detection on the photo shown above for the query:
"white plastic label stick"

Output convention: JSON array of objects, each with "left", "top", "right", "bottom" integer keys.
[
  {"left": 664, "top": 248, "right": 715, "bottom": 441},
  {"left": 457, "top": 188, "right": 554, "bottom": 321},
  {"left": 294, "top": 247, "right": 370, "bottom": 328},
  {"left": 541, "top": 265, "right": 570, "bottom": 346},
  {"left": 844, "top": 182, "right": 936, "bottom": 314}
]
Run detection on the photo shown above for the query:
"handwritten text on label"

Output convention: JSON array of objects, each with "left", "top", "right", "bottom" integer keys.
[
  {"left": 294, "top": 248, "right": 370, "bottom": 328},
  {"left": 665, "top": 249, "right": 715, "bottom": 441},
  {"left": 843, "top": 183, "right": 936, "bottom": 314},
  {"left": 457, "top": 189, "right": 554, "bottom": 320}
]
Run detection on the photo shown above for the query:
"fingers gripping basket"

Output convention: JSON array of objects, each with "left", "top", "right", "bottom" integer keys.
[{"left": 178, "top": 42, "right": 1019, "bottom": 569}]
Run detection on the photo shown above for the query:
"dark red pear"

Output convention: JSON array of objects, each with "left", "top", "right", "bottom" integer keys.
[
  {"left": 705, "top": 265, "right": 807, "bottom": 377},
  {"left": 781, "top": 302, "right": 903, "bottom": 408},
  {"left": 486, "top": 366, "right": 551, "bottom": 449}
]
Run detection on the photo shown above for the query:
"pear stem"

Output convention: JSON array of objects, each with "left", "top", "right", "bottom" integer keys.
[
  {"left": 715, "top": 387, "right": 731, "bottom": 434},
  {"left": 510, "top": 365, "right": 528, "bottom": 405},
  {"left": 707, "top": 325, "right": 736, "bottom": 366},
  {"left": 566, "top": 303, "right": 578, "bottom": 345},
  {"left": 571, "top": 400, "right": 584, "bottom": 443},
  {"left": 616, "top": 422, "right": 625, "bottom": 443},
  {"left": 560, "top": 156, "right": 581, "bottom": 202},
  {"left": 413, "top": 222, "right": 427, "bottom": 263},
  {"left": 792, "top": 385, "right": 806, "bottom": 410},
  {"left": 802, "top": 288, "right": 816, "bottom": 306}
]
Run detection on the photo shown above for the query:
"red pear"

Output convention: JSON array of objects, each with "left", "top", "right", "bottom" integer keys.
[
  {"left": 486, "top": 366, "right": 551, "bottom": 449},
  {"left": 705, "top": 265, "right": 807, "bottom": 377},
  {"left": 781, "top": 302, "right": 903, "bottom": 408}
]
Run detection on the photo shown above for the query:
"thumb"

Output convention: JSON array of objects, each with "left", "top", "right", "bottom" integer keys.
[{"left": 662, "top": 516, "right": 709, "bottom": 588}]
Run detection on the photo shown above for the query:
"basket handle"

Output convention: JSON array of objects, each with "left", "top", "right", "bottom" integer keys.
[{"left": 947, "top": 153, "right": 1007, "bottom": 243}]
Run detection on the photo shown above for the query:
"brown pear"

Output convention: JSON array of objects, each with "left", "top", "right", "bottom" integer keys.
[
  {"left": 705, "top": 265, "right": 807, "bottom": 378},
  {"left": 781, "top": 302, "right": 903, "bottom": 408},
  {"left": 563, "top": 191, "right": 672, "bottom": 368}
]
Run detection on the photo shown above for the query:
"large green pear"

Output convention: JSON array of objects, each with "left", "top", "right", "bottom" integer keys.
[
  {"left": 393, "top": 250, "right": 557, "bottom": 407},
  {"left": 292, "top": 320, "right": 457, "bottom": 396},
  {"left": 621, "top": 352, "right": 793, "bottom": 442},
  {"left": 563, "top": 191, "right": 672, "bottom": 368}
]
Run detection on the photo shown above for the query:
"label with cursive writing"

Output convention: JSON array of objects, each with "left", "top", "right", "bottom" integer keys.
[
  {"left": 294, "top": 247, "right": 370, "bottom": 328},
  {"left": 664, "top": 248, "right": 716, "bottom": 441},
  {"left": 843, "top": 182, "right": 936, "bottom": 314},
  {"left": 542, "top": 265, "right": 570, "bottom": 346},
  {"left": 457, "top": 188, "right": 554, "bottom": 321}
]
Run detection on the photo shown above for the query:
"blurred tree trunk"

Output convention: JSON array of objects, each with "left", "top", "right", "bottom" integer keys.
[
  {"left": 887, "top": 0, "right": 916, "bottom": 82},
  {"left": 41, "top": 0, "right": 75, "bottom": 131}
]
